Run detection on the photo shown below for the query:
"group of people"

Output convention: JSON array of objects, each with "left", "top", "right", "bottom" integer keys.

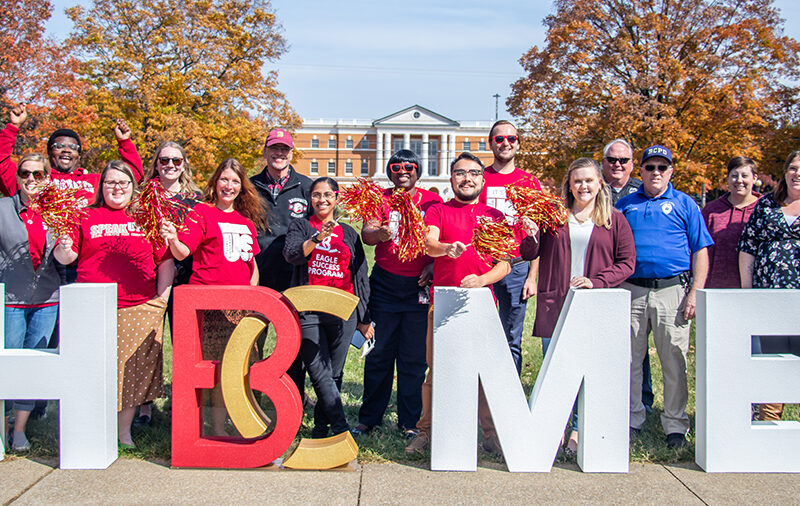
[{"left": 2, "top": 103, "right": 799, "bottom": 458}]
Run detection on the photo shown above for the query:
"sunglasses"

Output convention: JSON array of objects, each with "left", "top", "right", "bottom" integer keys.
[
  {"left": 51, "top": 142, "right": 80, "bottom": 152},
  {"left": 17, "top": 169, "right": 47, "bottom": 181},
  {"left": 492, "top": 135, "right": 518, "bottom": 144},
  {"left": 643, "top": 164, "right": 670, "bottom": 172},
  {"left": 389, "top": 162, "right": 417, "bottom": 174},
  {"left": 158, "top": 157, "right": 184, "bottom": 167},
  {"left": 605, "top": 157, "right": 630, "bottom": 165}
]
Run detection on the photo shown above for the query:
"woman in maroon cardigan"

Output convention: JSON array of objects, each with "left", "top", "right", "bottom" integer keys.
[{"left": 520, "top": 157, "right": 636, "bottom": 457}]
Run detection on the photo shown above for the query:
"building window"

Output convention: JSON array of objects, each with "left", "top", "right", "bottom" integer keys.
[
  {"left": 393, "top": 138, "right": 403, "bottom": 153},
  {"left": 310, "top": 161, "right": 318, "bottom": 175},
  {"left": 346, "top": 138, "right": 353, "bottom": 149},
  {"left": 462, "top": 141, "right": 471, "bottom": 151},
  {"left": 479, "top": 140, "right": 486, "bottom": 151},
  {"left": 345, "top": 161, "right": 353, "bottom": 175},
  {"left": 328, "top": 138, "right": 336, "bottom": 149},
  {"left": 410, "top": 139, "right": 422, "bottom": 157},
  {"left": 360, "top": 137, "right": 369, "bottom": 149},
  {"left": 311, "top": 138, "right": 319, "bottom": 148},
  {"left": 361, "top": 159, "right": 369, "bottom": 176},
  {"left": 327, "top": 161, "right": 335, "bottom": 175},
  {"left": 428, "top": 140, "right": 439, "bottom": 176}
]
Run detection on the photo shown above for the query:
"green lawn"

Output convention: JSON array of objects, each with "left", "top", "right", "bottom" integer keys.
[{"left": 8, "top": 220, "right": 798, "bottom": 466}]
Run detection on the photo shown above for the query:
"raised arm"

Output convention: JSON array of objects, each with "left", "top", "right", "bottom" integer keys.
[
  {"left": 115, "top": 119, "right": 144, "bottom": 182},
  {"left": 0, "top": 104, "right": 26, "bottom": 196}
]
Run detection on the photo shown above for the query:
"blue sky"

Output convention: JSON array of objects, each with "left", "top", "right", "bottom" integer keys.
[{"left": 48, "top": 0, "right": 800, "bottom": 122}]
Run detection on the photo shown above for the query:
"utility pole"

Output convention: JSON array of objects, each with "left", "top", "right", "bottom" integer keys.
[{"left": 493, "top": 93, "right": 500, "bottom": 121}]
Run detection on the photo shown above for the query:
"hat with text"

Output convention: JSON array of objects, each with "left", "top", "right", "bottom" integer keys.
[
  {"left": 265, "top": 128, "right": 294, "bottom": 148},
  {"left": 641, "top": 145, "right": 672, "bottom": 165}
]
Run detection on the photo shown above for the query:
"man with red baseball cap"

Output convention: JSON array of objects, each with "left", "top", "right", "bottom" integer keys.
[{"left": 250, "top": 128, "right": 313, "bottom": 402}]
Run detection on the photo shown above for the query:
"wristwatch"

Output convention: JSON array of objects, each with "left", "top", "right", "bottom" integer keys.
[{"left": 311, "top": 232, "right": 321, "bottom": 244}]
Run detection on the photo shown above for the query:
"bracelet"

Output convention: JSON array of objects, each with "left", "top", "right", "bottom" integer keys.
[{"left": 311, "top": 233, "right": 321, "bottom": 244}]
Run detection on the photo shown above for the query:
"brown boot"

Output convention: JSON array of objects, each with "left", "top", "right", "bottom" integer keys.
[{"left": 405, "top": 432, "right": 431, "bottom": 454}]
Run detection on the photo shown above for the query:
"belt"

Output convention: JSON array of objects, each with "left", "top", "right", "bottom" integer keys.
[
  {"left": 509, "top": 256, "right": 527, "bottom": 266},
  {"left": 627, "top": 274, "right": 685, "bottom": 289}
]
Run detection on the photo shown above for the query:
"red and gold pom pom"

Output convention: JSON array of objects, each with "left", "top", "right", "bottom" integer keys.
[
  {"left": 505, "top": 184, "right": 568, "bottom": 233},
  {"left": 127, "top": 180, "right": 191, "bottom": 245},
  {"left": 27, "top": 183, "right": 87, "bottom": 237},
  {"left": 388, "top": 189, "right": 426, "bottom": 263},
  {"left": 339, "top": 177, "right": 385, "bottom": 223},
  {"left": 472, "top": 215, "right": 517, "bottom": 260}
]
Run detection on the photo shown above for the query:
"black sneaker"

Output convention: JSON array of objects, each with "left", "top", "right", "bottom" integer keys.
[
  {"left": 629, "top": 427, "right": 642, "bottom": 439},
  {"left": 350, "top": 424, "right": 371, "bottom": 436},
  {"left": 666, "top": 433, "right": 686, "bottom": 449}
]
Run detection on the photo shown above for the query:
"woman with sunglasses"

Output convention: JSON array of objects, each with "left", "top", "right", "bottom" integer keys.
[
  {"left": 136, "top": 142, "right": 202, "bottom": 426},
  {"left": 160, "top": 158, "right": 268, "bottom": 436},
  {"left": 1, "top": 154, "right": 62, "bottom": 452},
  {"left": 55, "top": 160, "right": 175, "bottom": 448},
  {"left": 738, "top": 151, "right": 800, "bottom": 422},
  {"left": 283, "top": 176, "right": 373, "bottom": 438},
  {"left": 353, "top": 150, "right": 441, "bottom": 438},
  {"left": 520, "top": 157, "right": 635, "bottom": 458}
]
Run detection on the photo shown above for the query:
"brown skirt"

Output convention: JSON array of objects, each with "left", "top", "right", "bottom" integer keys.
[{"left": 117, "top": 298, "right": 167, "bottom": 411}]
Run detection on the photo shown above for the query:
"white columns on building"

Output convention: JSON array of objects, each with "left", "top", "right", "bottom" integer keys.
[
  {"left": 384, "top": 133, "right": 393, "bottom": 174},
  {"left": 375, "top": 132, "right": 384, "bottom": 177},
  {"left": 403, "top": 133, "right": 410, "bottom": 150},
  {"left": 439, "top": 133, "right": 449, "bottom": 176},
  {"left": 449, "top": 135, "right": 456, "bottom": 169},
  {"left": 422, "top": 133, "right": 429, "bottom": 177}
]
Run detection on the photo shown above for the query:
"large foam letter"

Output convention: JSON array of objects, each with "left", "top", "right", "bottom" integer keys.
[
  {"left": 431, "top": 287, "right": 630, "bottom": 472},
  {"left": 0, "top": 284, "right": 118, "bottom": 469},
  {"left": 696, "top": 289, "right": 800, "bottom": 472},
  {"left": 171, "top": 285, "right": 303, "bottom": 468}
]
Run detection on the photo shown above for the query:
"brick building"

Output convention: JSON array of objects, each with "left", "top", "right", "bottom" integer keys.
[{"left": 292, "top": 105, "right": 494, "bottom": 196}]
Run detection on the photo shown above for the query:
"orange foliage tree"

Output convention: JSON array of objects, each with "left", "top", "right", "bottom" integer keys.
[
  {"left": 507, "top": 0, "right": 800, "bottom": 192},
  {"left": 67, "top": 0, "right": 300, "bottom": 179},
  {"left": 0, "top": 0, "right": 93, "bottom": 160}
]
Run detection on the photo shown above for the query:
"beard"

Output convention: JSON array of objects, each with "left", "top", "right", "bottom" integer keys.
[{"left": 453, "top": 182, "right": 482, "bottom": 201}]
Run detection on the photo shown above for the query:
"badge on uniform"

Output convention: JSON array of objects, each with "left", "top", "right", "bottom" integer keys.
[{"left": 661, "top": 202, "right": 673, "bottom": 215}]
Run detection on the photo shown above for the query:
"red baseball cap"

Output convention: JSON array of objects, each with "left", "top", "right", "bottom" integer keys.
[{"left": 265, "top": 128, "right": 294, "bottom": 148}]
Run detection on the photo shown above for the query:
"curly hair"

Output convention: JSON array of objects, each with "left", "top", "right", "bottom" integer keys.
[{"left": 204, "top": 158, "right": 270, "bottom": 232}]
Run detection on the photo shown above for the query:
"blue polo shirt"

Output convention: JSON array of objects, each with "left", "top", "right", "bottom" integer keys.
[{"left": 616, "top": 183, "right": 713, "bottom": 279}]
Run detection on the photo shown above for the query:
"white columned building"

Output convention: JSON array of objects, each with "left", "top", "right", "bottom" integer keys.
[{"left": 295, "top": 105, "right": 494, "bottom": 195}]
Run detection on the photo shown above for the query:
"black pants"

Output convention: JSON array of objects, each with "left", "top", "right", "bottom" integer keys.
[
  {"left": 300, "top": 311, "right": 357, "bottom": 437},
  {"left": 358, "top": 308, "right": 427, "bottom": 430}
]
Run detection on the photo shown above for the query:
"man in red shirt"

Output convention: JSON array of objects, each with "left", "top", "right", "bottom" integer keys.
[
  {"left": 0, "top": 103, "right": 144, "bottom": 202},
  {"left": 353, "top": 149, "right": 442, "bottom": 438},
  {"left": 405, "top": 152, "right": 511, "bottom": 456},
  {"left": 479, "top": 120, "right": 541, "bottom": 375}
]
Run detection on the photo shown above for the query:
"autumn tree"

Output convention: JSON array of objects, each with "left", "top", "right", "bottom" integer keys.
[
  {"left": 67, "top": 0, "right": 300, "bottom": 178},
  {"left": 0, "top": 0, "right": 92, "bottom": 161},
  {"left": 508, "top": 0, "right": 800, "bottom": 191}
]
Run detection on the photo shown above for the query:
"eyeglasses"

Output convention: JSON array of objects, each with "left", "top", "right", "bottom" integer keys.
[
  {"left": 643, "top": 164, "right": 670, "bottom": 172},
  {"left": 51, "top": 142, "right": 80, "bottom": 152},
  {"left": 492, "top": 135, "right": 518, "bottom": 144},
  {"left": 389, "top": 162, "right": 417, "bottom": 174},
  {"left": 605, "top": 157, "right": 630, "bottom": 165},
  {"left": 17, "top": 170, "right": 47, "bottom": 181},
  {"left": 451, "top": 169, "right": 483, "bottom": 179},
  {"left": 103, "top": 180, "right": 132, "bottom": 189},
  {"left": 158, "top": 157, "right": 184, "bottom": 167},
  {"left": 311, "top": 191, "right": 338, "bottom": 200}
]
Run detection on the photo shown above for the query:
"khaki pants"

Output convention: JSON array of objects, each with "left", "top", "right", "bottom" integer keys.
[
  {"left": 416, "top": 305, "right": 495, "bottom": 438},
  {"left": 624, "top": 282, "right": 690, "bottom": 435}
]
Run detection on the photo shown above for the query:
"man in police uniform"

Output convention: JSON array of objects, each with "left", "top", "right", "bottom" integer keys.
[
  {"left": 601, "top": 138, "right": 654, "bottom": 415},
  {"left": 250, "top": 128, "right": 313, "bottom": 401},
  {"left": 615, "top": 145, "right": 712, "bottom": 449}
]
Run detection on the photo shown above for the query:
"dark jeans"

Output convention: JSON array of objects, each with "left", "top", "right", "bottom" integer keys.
[
  {"left": 358, "top": 308, "right": 427, "bottom": 430},
  {"left": 493, "top": 261, "right": 528, "bottom": 374},
  {"left": 300, "top": 311, "right": 357, "bottom": 437}
]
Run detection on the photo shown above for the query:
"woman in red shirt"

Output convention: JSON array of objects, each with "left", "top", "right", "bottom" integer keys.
[
  {"left": 160, "top": 158, "right": 268, "bottom": 436},
  {"left": 56, "top": 160, "right": 174, "bottom": 448},
  {"left": 283, "top": 177, "right": 374, "bottom": 438}
]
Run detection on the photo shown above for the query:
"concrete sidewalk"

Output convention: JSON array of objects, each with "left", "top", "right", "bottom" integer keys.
[{"left": 3, "top": 457, "right": 800, "bottom": 505}]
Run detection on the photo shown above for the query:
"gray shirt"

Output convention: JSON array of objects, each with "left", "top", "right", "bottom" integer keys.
[{"left": 608, "top": 177, "right": 642, "bottom": 205}]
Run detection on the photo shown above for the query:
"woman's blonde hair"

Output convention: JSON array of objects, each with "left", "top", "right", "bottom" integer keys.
[
  {"left": 18, "top": 153, "right": 51, "bottom": 174},
  {"left": 561, "top": 157, "right": 612, "bottom": 229},
  {"left": 144, "top": 141, "right": 200, "bottom": 194}
]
